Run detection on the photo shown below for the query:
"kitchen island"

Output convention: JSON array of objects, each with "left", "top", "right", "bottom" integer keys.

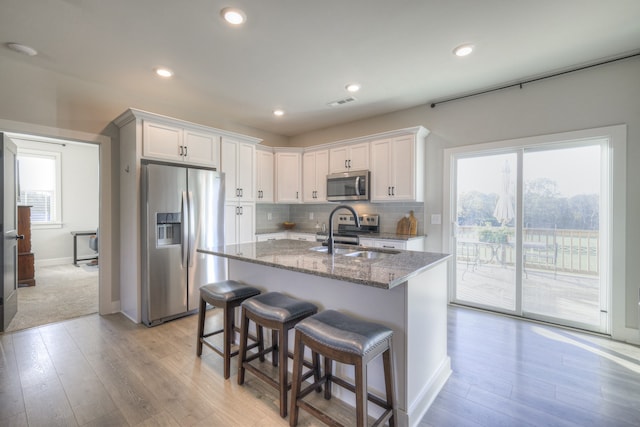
[{"left": 198, "top": 239, "right": 451, "bottom": 427}]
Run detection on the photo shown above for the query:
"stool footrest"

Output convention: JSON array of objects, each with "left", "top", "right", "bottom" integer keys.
[{"left": 329, "top": 375, "right": 390, "bottom": 410}]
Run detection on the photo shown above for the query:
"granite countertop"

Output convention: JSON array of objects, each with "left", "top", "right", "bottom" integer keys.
[
  {"left": 255, "top": 228, "right": 426, "bottom": 241},
  {"left": 198, "top": 239, "right": 450, "bottom": 289}
]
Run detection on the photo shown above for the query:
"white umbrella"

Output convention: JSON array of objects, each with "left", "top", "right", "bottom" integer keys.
[{"left": 493, "top": 160, "right": 515, "bottom": 225}]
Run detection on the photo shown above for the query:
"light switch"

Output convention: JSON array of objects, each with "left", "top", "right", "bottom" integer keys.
[
  {"left": 431, "top": 214, "right": 442, "bottom": 225},
  {"left": 267, "top": 213, "right": 272, "bottom": 221}
]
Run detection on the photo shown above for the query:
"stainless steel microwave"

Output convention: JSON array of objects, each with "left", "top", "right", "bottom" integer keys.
[{"left": 326, "top": 170, "right": 370, "bottom": 201}]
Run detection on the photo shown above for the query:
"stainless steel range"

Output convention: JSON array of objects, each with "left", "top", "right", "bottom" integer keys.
[{"left": 316, "top": 213, "right": 379, "bottom": 245}]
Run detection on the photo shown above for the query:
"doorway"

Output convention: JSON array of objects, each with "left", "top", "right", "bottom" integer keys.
[
  {"left": 3, "top": 134, "right": 100, "bottom": 332},
  {"left": 446, "top": 130, "right": 615, "bottom": 334}
]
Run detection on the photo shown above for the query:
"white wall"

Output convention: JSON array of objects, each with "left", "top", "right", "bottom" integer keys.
[
  {"left": 13, "top": 138, "right": 100, "bottom": 265},
  {"left": 289, "top": 57, "right": 640, "bottom": 337}
]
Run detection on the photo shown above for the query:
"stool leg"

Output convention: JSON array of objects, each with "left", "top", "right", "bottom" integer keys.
[
  {"left": 223, "top": 302, "right": 234, "bottom": 379},
  {"left": 324, "top": 357, "right": 332, "bottom": 400},
  {"left": 196, "top": 297, "right": 206, "bottom": 356},
  {"left": 272, "top": 329, "right": 279, "bottom": 367},
  {"left": 312, "top": 351, "right": 322, "bottom": 393},
  {"left": 237, "top": 307, "right": 250, "bottom": 385},
  {"left": 383, "top": 345, "right": 397, "bottom": 427},
  {"left": 278, "top": 326, "right": 289, "bottom": 418},
  {"left": 258, "top": 324, "right": 266, "bottom": 362},
  {"left": 289, "top": 330, "right": 304, "bottom": 427},
  {"left": 355, "top": 359, "right": 367, "bottom": 427}
]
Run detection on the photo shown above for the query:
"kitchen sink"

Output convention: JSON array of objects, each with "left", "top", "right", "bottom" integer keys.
[
  {"left": 344, "top": 249, "right": 401, "bottom": 259},
  {"left": 308, "top": 246, "right": 355, "bottom": 255}
]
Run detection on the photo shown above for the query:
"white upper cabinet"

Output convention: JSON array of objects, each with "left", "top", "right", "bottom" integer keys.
[
  {"left": 302, "top": 149, "right": 329, "bottom": 203},
  {"left": 224, "top": 202, "right": 255, "bottom": 245},
  {"left": 329, "top": 142, "right": 369, "bottom": 173},
  {"left": 221, "top": 137, "right": 256, "bottom": 202},
  {"left": 256, "top": 148, "right": 274, "bottom": 203},
  {"left": 370, "top": 128, "right": 429, "bottom": 202},
  {"left": 183, "top": 130, "right": 220, "bottom": 168},
  {"left": 275, "top": 150, "right": 302, "bottom": 203},
  {"left": 142, "top": 120, "right": 219, "bottom": 167}
]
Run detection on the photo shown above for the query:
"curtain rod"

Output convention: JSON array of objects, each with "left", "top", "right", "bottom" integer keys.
[{"left": 430, "top": 51, "right": 640, "bottom": 108}]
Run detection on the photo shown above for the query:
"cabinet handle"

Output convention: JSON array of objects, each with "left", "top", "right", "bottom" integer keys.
[
  {"left": 388, "top": 186, "right": 391, "bottom": 196},
  {"left": 184, "top": 145, "right": 188, "bottom": 157},
  {"left": 240, "top": 206, "right": 243, "bottom": 215},
  {"left": 235, "top": 206, "right": 239, "bottom": 215},
  {"left": 348, "top": 159, "right": 351, "bottom": 168},
  {"left": 179, "top": 146, "right": 183, "bottom": 156},
  {"left": 392, "top": 186, "right": 395, "bottom": 196},
  {"left": 382, "top": 245, "right": 395, "bottom": 248},
  {"left": 344, "top": 160, "right": 348, "bottom": 169},
  {"left": 296, "top": 191, "right": 299, "bottom": 199}
]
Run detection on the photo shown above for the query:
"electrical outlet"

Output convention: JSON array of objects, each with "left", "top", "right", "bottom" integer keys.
[
  {"left": 309, "top": 212, "right": 314, "bottom": 220},
  {"left": 267, "top": 213, "right": 272, "bottom": 221}
]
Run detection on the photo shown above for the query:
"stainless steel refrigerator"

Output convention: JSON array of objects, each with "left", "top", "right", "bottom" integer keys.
[{"left": 141, "top": 161, "right": 226, "bottom": 326}]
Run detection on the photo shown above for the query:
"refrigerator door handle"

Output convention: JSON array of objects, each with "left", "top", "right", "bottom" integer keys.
[
  {"left": 187, "top": 190, "right": 196, "bottom": 267},
  {"left": 181, "top": 191, "right": 189, "bottom": 268}
]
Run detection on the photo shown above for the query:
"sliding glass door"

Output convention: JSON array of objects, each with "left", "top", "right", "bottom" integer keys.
[{"left": 451, "top": 141, "right": 609, "bottom": 333}]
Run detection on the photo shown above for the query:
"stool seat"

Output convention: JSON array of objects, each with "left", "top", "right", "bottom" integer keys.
[
  {"left": 295, "top": 309, "right": 393, "bottom": 356},
  {"left": 201, "top": 280, "right": 261, "bottom": 302},
  {"left": 241, "top": 292, "right": 318, "bottom": 323}
]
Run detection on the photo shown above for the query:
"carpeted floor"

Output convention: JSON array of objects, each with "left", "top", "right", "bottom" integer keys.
[{"left": 4, "top": 263, "right": 98, "bottom": 333}]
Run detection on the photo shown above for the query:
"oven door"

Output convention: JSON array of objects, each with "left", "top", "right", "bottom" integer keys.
[{"left": 326, "top": 171, "right": 369, "bottom": 201}]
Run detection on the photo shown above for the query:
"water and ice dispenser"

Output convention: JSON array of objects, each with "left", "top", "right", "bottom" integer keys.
[{"left": 156, "top": 212, "right": 182, "bottom": 246}]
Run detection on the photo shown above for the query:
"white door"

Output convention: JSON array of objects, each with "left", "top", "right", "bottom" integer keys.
[{"left": 1, "top": 134, "right": 19, "bottom": 331}]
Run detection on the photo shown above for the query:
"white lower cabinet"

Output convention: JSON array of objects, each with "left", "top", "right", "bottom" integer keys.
[
  {"left": 287, "top": 232, "right": 316, "bottom": 242},
  {"left": 224, "top": 203, "right": 255, "bottom": 245},
  {"left": 256, "top": 232, "right": 287, "bottom": 242}
]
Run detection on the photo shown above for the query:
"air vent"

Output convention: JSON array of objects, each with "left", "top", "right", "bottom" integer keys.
[{"left": 327, "top": 96, "right": 357, "bottom": 107}]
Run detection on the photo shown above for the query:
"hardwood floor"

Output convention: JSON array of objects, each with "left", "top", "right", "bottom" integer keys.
[
  {"left": 2, "top": 306, "right": 640, "bottom": 426},
  {"left": 420, "top": 306, "right": 640, "bottom": 427}
]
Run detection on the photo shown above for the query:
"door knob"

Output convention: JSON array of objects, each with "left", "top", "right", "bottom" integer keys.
[{"left": 15, "top": 234, "right": 25, "bottom": 240}]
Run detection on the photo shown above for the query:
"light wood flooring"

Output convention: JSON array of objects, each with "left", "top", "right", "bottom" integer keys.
[{"left": 2, "top": 306, "right": 640, "bottom": 426}]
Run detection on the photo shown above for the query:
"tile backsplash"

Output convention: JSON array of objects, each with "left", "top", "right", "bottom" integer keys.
[{"left": 256, "top": 202, "right": 424, "bottom": 235}]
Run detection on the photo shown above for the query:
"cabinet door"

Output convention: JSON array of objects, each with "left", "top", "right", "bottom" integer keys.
[
  {"left": 221, "top": 138, "right": 238, "bottom": 201},
  {"left": 237, "top": 203, "right": 255, "bottom": 244},
  {"left": 275, "top": 152, "right": 301, "bottom": 203},
  {"left": 224, "top": 203, "right": 239, "bottom": 245},
  {"left": 256, "top": 150, "right": 274, "bottom": 203},
  {"left": 302, "top": 152, "right": 318, "bottom": 202},
  {"left": 370, "top": 139, "right": 393, "bottom": 201},
  {"left": 348, "top": 142, "right": 370, "bottom": 171},
  {"left": 256, "top": 232, "right": 286, "bottom": 242},
  {"left": 314, "top": 150, "right": 329, "bottom": 202},
  {"left": 390, "top": 135, "right": 415, "bottom": 200},
  {"left": 237, "top": 142, "right": 255, "bottom": 201},
  {"left": 184, "top": 130, "right": 219, "bottom": 167},
  {"left": 142, "top": 121, "right": 183, "bottom": 162},
  {"left": 329, "top": 146, "right": 349, "bottom": 173}
]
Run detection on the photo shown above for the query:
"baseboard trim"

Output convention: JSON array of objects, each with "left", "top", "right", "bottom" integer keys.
[{"left": 404, "top": 356, "right": 452, "bottom": 427}]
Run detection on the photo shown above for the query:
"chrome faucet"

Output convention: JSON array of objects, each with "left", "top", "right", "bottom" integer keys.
[{"left": 327, "top": 205, "right": 361, "bottom": 254}]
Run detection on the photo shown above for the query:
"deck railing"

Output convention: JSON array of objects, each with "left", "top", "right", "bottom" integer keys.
[{"left": 457, "top": 226, "right": 599, "bottom": 276}]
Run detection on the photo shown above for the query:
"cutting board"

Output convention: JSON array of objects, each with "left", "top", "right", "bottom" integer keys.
[
  {"left": 396, "top": 215, "right": 410, "bottom": 235},
  {"left": 397, "top": 210, "right": 418, "bottom": 235},
  {"left": 408, "top": 210, "right": 417, "bottom": 236}
]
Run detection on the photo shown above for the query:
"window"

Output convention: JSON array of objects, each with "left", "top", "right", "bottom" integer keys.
[{"left": 17, "top": 148, "right": 62, "bottom": 227}]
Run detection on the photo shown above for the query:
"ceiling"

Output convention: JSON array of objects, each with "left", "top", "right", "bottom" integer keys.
[{"left": 1, "top": 0, "right": 639, "bottom": 137}]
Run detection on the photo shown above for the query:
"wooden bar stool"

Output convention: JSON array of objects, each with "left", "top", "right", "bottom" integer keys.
[
  {"left": 238, "top": 292, "right": 320, "bottom": 418},
  {"left": 289, "top": 310, "right": 397, "bottom": 427},
  {"left": 196, "top": 280, "right": 262, "bottom": 379}
]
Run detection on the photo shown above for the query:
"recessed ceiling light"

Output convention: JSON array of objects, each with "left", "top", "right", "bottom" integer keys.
[
  {"left": 273, "top": 109, "right": 285, "bottom": 117},
  {"left": 155, "top": 67, "right": 174, "bottom": 78},
  {"left": 221, "top": 7, "right": 247, "bottom": 25},
  {"left": 6, "top": 42, "right": 38, "bottom": 56},
  {"left": 345, "top": 83, "right": 361, "bottom": 93},
  {"left": 453, "top": 44, "right": 474, "bottom": 57}
]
